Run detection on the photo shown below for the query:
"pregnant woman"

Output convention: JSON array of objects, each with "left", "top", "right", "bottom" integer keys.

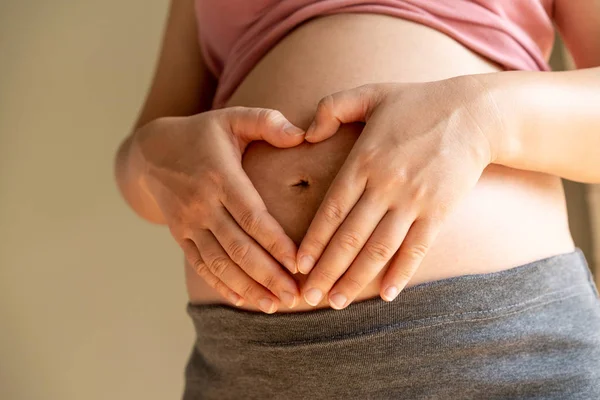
[{"left": 115, "top": 0, "right": 600, "bottom": 398}]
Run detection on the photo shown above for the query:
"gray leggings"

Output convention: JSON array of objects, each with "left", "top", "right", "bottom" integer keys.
[{"left": 183, "top": 249, "right": 600, "bottom": 399}]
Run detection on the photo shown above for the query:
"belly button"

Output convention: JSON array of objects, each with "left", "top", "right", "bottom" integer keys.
[{"left": 291, "top": 179, "right": 310, "bottom": 188}]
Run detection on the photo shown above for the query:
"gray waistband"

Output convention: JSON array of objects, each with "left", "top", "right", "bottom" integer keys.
[{"left": 187, "top": 249, "right": 595, "bottom": 345}]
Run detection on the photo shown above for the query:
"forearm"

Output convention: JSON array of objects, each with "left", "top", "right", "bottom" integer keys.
[
  {"left": 114, "top": 0, "right": 218, "bottom": 224},
  {"left": 473, "top": 68, "right": 600, "bottom": 183}
]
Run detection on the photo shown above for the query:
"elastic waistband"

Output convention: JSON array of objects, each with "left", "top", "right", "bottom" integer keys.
[{"left": 187, "top": 249, "right": 595, "bottom": 345}]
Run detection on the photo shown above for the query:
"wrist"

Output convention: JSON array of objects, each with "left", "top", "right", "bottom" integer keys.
[
  {"left": 466, "top": 72, "right": 525, "bottom": 167},
  {"left": 115, "top": 118, "right": 178, "bottom": 224},
  {"left": 130, "top": 117, "right": 185, "bottom": 203}
]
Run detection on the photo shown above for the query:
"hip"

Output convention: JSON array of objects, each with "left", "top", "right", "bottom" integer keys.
[{"left": 184, "top": 249, "right": 600, "bottom": 399}]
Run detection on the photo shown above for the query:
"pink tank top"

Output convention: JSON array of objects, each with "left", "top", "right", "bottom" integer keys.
[{"left": 194, "top": 0, "right": 555, "bottom": 108}]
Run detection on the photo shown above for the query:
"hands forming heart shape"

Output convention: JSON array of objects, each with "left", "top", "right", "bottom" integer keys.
[{"left": 137, "top": 76, "right": 497, "bottom": 313}]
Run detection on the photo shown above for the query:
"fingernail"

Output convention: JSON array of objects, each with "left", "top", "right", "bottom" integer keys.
[
  {"left": 258, "top": 298, "right": 276, "bottom": 314},
  {"left": 383, "top": 286, "right": 399, "bottom": 301},
  {"left": 298, "top": 255, "right": 315, "bottom": 274},
  {"left": 229, "top": 292, "right": 244, "bottom": 307},
  {"left": 329, "top": 293, "right": 347, "bottom": 310},
  {"left": 283, "top": 122, "right": 305, "bottom": 135},
  {"left": 304, "top": 288, "right": 323, "bottom": 306},
  {"left": 281, "top": 291, "right": 297, "bottom": 308},
  {"left": 283, "top": 257, "right": 298, "bottom": 274}
]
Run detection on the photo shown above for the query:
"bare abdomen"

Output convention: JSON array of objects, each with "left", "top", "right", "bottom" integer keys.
[{"left": 186, "top": 14, "right": 575, "bottom": 311}]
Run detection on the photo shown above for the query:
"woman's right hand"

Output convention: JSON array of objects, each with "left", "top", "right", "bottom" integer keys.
[{"left": 131, "top": 107, "right": 306, "bottom": 313}]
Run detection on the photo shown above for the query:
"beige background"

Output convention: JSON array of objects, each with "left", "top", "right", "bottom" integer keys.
[
  {"left": 0, "top": 1, "right": 192, "bottom": 399},
  {"left": 0, "top": 2, "right": 597, "bottom": 400}
]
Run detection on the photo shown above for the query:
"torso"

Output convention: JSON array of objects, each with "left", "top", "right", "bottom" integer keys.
[{"left": 185, "top": 14, "right": 575, "bottom": 312}]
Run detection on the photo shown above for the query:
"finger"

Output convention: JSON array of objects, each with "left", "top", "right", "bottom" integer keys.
[
  {"left": 221, "top": 167, "right": 299, "bottom": 274},
  {"left": 328, "top": 210, "right": 412, "bottom": 309},
  {"left": 380, "top": 218, "right": 441, "bottom": 302},
  {"left": 210, "top": 207, "right": 300, "bottom": 309},
  {"left": 195, "top": 229, "right": 281, "bottom": 314},
  {"left": 296, "top": 165, "right": 366, "bottom": 276},
  {"left": 305, "top": 84, "right": 382, "bottom": 143},
  {"left": 180, "top": 238, "right": 245, "bottom": 307},
  {"left": 224, "top": 106, "right": 305, "bottom": 149},
  {"left": 301, "top": 191, "right": 388, "bottom": 307}
]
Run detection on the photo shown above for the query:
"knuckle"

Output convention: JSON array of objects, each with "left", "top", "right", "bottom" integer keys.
[
  {"left": 238, "top": 208, "right": 263, "bottom": 235},
  {"left": 194, "top": 263, "right": 224, "bottom": 290},
  {"left": 260, "top": 273, "right": 277, "bottom": 291},
  {"left": 193, "top": 260, "right": 210, "bottom": 278},
  {"left": 313, "top": 267, "right": 339, "bottom": 285},
  {"left": 357, "top": 85, "right": 375, "bottom": 114},
  {"left": 337, "top": 230, "right": 363, "bottom": 252},
  {"left": 209, "top": 256, "right": 232, "bottom": 278},
  {"left": 192, "top": 257, "right": 205, "bottom": 273},
  {"left": 402, "top": 242, "right": 429, "bottom": 261},
  {"left": 260, "top": 234, "right": 283, "bottom": 257},
  {"left": 227, "top": 106, "right": 245, "bottom": 115},
  {"left": 389, "top": 166, "right": 408, "bottom": 185},
  {"left": 374, "top": 181, "right": 395, "bottom": 199},
  {"left": 266, "top": 241, "right": 285, "bottom": 260},
  {"left": 179, "top": 214, "right": 207, "bottom": 234},
  {"left": 213, "top": 280, "right": 232, "bottom": 297},
  {"left": 198, "top": 267, "right": 219, "bottom": 287},
  {"left": 364, "top": 240, "right": 395, "bottom": 262},
  {"left": 175, "top": 210, "right": 204, "bottom": 231},
  {"left": 302, "top": 236, "right": 328, "bottom": 255},
  {"left": 357, "top": 84, "right": 373, "bottom": 96},
  {"left": 343, "top": 274, "right": 365, "bottom": 292},
  {"left": 198, "top": 244, "right": 219, "bottom": 262},
  {"left": 359, "top": 83, "right": 380, "bottom": 95},
  {"left": 228, "top": 239, "right": 252, "bottom": 266},
  {"left": 321, "top": 201, "right": 345, "bottom": 225},
  {"left": 239, "top": 283, "right": 257, "bottom": 300},
  {"left": 193, "top": 210, "right": 212, "bottom": 229},
  {"left": 393, "top": 268, "right": 414, "bottom": 284},
  {"left": 317, "top": 95, "right": 334, "bottom": 115},
  {"left": 261, "top": 109, "right": 285, "bottom": 127}
]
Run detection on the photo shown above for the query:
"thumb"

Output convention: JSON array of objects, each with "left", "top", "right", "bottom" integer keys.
[
  {"left": 224, "top": 107, "right": 306, "bottom": 149},
  {"left": 305, "top": 84, "right": 382, "bottom": 143}
]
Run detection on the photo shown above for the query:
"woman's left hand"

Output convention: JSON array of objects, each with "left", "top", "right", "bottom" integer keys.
[{"left": 296, "top": 78, "right": 502, "bottom": 309}]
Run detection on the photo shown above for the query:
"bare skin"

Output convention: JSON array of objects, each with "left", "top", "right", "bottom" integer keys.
[
  {"left": 188, "top": 13, "right": 578, "bottom": 312},
  {"left": 115, "top": 1, "right": 600, "bottom": 313}
]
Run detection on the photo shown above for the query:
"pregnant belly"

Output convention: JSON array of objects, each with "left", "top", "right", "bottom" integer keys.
[{"left": 186, "top": 13, "right": 575, "bottom": 311}]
